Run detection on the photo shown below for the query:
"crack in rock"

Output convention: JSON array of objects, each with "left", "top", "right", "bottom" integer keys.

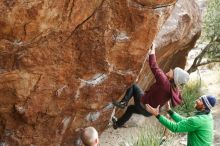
[{"left": 128, "top": 0, "right": 177, "bottom": 10}]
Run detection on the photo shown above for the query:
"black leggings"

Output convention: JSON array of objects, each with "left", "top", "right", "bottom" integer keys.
[{"left": 116, "top": 84, "right": 152, "bottom": 127}]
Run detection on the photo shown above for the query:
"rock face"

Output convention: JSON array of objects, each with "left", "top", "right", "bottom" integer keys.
[{"left": 0, "top": 0, "right": 200, "bottom": 145}]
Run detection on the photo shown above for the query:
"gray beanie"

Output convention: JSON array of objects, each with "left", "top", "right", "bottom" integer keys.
[{"left": 174, "top": 67, "right": 190, "bottom": 86}]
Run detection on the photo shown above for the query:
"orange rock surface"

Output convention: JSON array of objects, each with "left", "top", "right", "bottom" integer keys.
[{"left": 0, "top": 0, "right": 200, "bottom": 145}]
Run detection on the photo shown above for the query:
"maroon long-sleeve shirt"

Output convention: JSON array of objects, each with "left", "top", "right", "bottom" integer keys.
[{"left": 141, "top": 54, "right": 182, "bottom": 108}]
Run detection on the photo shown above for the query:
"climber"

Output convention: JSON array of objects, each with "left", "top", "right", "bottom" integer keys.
[
  {"left": 146, "top": 95, "right": 217, "bottom": 146},
  {"left": 112, "top": 44, "right": 190, "bottom": 129},
  {"left": 80, "top": 127, "right": 99, "bottom": 146}
]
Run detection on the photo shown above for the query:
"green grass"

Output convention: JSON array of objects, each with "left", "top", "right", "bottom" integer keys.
[
  {"left": 174, "top": 80, "right": 203, "bottom": 116},
  {"left": 133, "top": 126, "right": 163, "bottom": 146},
  {"left": 123, "top": 125, "right": 180, "bottom": 146}
]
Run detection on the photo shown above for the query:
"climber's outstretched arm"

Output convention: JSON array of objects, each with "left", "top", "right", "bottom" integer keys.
[{"left": 148, "top": 44, "right": 168, "bottom": 85}]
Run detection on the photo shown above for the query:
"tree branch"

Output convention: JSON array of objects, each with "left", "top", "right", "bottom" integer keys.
[
  {"left": 187, "top": 42, "right": 213, "bottom": 73},
  {"left": 198, "top": 59, "right": 220, "bottom": 66}
]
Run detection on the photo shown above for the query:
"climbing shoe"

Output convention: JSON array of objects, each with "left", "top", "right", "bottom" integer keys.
[
  {"left": 113, "top": 101, "right": 127, "bottom": 109},
  {"left": 112, "top": 116, "right": 118, "bottom": 129}
]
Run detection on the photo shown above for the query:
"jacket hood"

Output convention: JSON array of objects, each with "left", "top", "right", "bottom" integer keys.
[{"left": 170, "top": 86, "right": 182, "bottom": 107}]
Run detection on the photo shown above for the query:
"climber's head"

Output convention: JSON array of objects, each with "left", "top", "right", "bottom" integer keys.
[{"left": 166, "top": 67, "right": 189, "bottom": 86}]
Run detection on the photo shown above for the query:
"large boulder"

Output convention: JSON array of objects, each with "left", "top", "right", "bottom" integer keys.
[{"left": 0, "top": 0, "right": 200, "bottom": 145}]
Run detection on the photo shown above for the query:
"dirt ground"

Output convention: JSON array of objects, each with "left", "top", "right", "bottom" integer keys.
[
  {"left": 99, "top": 114, "right": 166, "bottom": 146},
  {"left": 99, "top": 65, "right": 220, "bottom": 146}
]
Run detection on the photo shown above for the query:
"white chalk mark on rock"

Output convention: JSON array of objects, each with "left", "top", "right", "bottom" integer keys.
[
  {"left": 74, "top": 82, "right": 86, "bottom": 99},
  {"left": 86, "top": 112, "right": 100, "bottom": 122},
  {"left": 0, "top": 142, "right": 8, "bottom": 146},
  {"left": 13, "top": 39, "right": 23, "bottom": 46},
  {"left": 15, "top": 105, "right": 25, "bottom": 114},
  {"left": 102, "top": 103, "right": 114, "bottom": 112},
  {"left": 113, "top": 32, "right": 130, "bottom": 42},
  {"left": 60, "top": 116, "right": 71, "bottom": 135},
  {"left": 56, "top": 85, "right": 68, "bottom": 97},
  {"left": 80, "top": 73, "right": 107, "bottom": 86},
  {"left": 75, "top": 73, "right": 107, "bottom": 99}
]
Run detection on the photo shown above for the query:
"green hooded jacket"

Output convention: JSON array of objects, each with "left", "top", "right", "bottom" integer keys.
[{"left": 158, "top": 111, "right": 213, "bottom": 146}]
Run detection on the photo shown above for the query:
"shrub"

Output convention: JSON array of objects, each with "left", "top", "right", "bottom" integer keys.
[
  {"left": 174, "top": 80, "right": 202, "bottom": 116},
  {"left": 122, "top": 125, "right": 180, "bottom": 146}
]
